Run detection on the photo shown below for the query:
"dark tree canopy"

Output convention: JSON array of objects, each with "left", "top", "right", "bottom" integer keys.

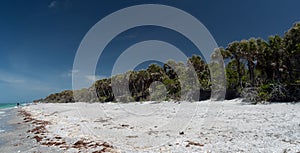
[{"left": 37, "top": 22, "right": 300, "bottom": 103}]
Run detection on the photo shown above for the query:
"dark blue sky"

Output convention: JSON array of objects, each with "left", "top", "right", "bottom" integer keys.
[{"left": 0, "top": 0, "right": 299, "bottom": 103}]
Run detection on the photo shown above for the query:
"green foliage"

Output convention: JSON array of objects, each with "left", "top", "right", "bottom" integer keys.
[
  {"left": 241, "top": 87, "right": 260, "bottom": 104},
  {"left": 36, "top": 22, "right": 300, "bottom": 103},
  {"left": 225, "top": 60, "right": 246, "bottom": 90},
  {"left": 223, "top": 22, "right": 300, "bottom": 102},
  {"left": 43, "top": 90, "right": 74, "bottom": 103},
  {"left": 257, "top": 84, "right": 271, "bottom": 101},
  {"left": 257, "top": 83, "right": 289, "bottom": 102},
  {"left": 149, "top": 82, "right": 167, "bottom": 101}
]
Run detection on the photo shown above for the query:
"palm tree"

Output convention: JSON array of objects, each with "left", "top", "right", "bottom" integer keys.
[
  {"left": 244, "top": 38, "right": 258, "bottom": 86},
  {"left": 268, "top": 35, "right": 285, "bottom": 82},
  {"left": 256, "top": 38, "right": 271, "bottom": 84},
  {"left": 188, "top": 55, "right": 210, "bottom": 89},
  {"left": 226, "top": 41, "right": 244, "bottom": 88},
  {"left": 284, "top": 22, "right": 300, "bottom": 84}
]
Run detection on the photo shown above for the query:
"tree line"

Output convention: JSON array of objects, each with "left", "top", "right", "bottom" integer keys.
[
  {"left": 36, "top": 22, "right": 300, "bottom": 103},
  {"left": 221, "top": 22, "right": 300, "bottom": 102}
]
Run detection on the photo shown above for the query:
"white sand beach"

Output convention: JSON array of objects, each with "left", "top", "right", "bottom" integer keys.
[{"left": 21, "top": 100, "right": 300, "bottom": 152}]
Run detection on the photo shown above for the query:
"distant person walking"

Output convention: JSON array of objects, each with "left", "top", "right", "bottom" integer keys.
[{"left": 16, "top": 103, "right": 20, "bottom": 107}]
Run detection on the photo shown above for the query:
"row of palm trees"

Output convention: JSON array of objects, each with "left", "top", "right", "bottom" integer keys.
[
  {"left": 39, "top": 22, "right": 300, "bottom": 103},
  {"left": 222, "top": 22, "right": 300, "bottom": 89},
  {"left": 220, "top": 22, "right": 300, "bottom": 101}
]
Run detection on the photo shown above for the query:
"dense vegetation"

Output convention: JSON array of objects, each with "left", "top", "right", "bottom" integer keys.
[
  {"left": 36, "top": 22, "right": 300, "bottom": 103},
  {"left": 222, "top": 22, "right": 300, "bottom": 102}
]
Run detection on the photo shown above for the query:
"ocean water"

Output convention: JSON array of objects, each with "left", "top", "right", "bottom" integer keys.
[
  {"left": 0, "top": 103, "right": 19, "bottom": 133},
  {"left": 0, "top": 103, "right": 17, "bottom": 109},
  {"left": 0, "top": 111, "right": 5, "bottom": 133}
]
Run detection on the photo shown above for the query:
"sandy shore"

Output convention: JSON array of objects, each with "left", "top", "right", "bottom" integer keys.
[
  {"left": 17, "top": 99, "right": 300, "bottom": 152},
  {"left": 0, "top": 108, "right": 61, "bottom": 152}
]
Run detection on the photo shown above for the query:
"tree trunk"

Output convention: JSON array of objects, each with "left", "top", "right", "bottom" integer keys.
[
  {"left": 236, "top": 57, "right": 242, "bottom": 88},
  {"left": 275, "top": 60, "right": 281, "bottom": 82},
  {"left": 248, "top": 61, "right": 255, "bottom": 87}
]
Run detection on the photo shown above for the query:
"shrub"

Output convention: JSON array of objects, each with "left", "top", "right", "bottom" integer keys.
[{"left": 241, "top": 87, "right": 260, "bottom": 104}]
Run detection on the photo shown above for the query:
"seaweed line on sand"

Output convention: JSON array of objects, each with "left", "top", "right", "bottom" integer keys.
[{"left": 18, "top": 109, "right": 117, "bottom": 153}]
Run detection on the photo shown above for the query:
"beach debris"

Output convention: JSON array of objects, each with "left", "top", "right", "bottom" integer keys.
[
  {"left": 13, "top": 143, "right": 21, "bottom": 146},
  {"left": 54, "top": 136, "right": 62, "bottom": 139},
  {"left": 185, "top": 140, "right": 204, "bottom": 147},
  {"left": 73, "top": 140, "right": 91, "bottom": 149},
  {"left": 148, "top": 129, "right": 159, "bottom": 135},
  {"left": 112, "top": 124, "right": 131, "bottom": 129},
  {"left": 92, "top": 147, "right": 113, "bottom": 153},
  {"left": 71, "top": 139, "right": 114, "bottom": 152},
  {"left": 19, "top": 109, "right": 69, "bottom": 149},
  {"left": 121, "top": 124, "right": 129, "bottom": 127},
  {"left": 126, "top": 135, "right": 138, "bottom": 138},
  {"left": 94, "top": 117, "right": 110, "bottom": 123},
  {"left": 41, "top": 141, "right": 66, "bottom": 146},
  {"left": 33, "top": 135, "right": 43, "bottom": 142},
  {"left": 101, "top": 142, "right": 112, "bottom": 148},
  {"left": 27, "top": 125, "right": 47, "bottom": 134}
]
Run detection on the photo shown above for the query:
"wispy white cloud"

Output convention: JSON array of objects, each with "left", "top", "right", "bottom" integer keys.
[
  {"left": 0, "top": 70, "right": 55, "bottom": 92},
  {"left": 0, "top": 72, "right": 25, "bottom": 84},
  {"left": 48, "top": 1, "right": 57, "bottom": 8},
  {"left": 0, "top": 69, "right": 65, "bottom": 102},
  {"left": 69, "top": 69, "right": 79, "bottom": 77},
  {"left": 48, "top": 0, "right": 73, "bottom": 9},
  {"left": 85, "top": 75, "right": 105, "bottom": 82},
  {"left": 0, "top": 77, "right": 24, "bottom": 84},
  {"left": 61, "top": 69, "right": 107, "bottom": 90},
  {"left": 60, "top": 69, "right": 79, "bottom": 78},
  {"left": 61, "top": 69, "right": 105, "bottom": 81}
]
